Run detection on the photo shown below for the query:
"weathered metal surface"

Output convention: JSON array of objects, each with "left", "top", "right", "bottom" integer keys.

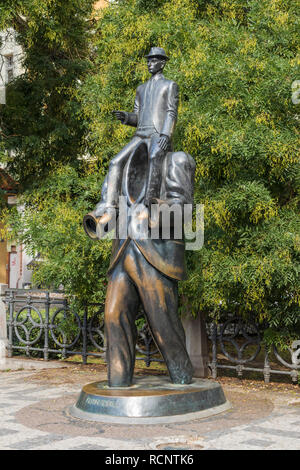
[
  {"left": 83, "top": 48, "right": 196, "bottom": 388},
  {"left": 71, "top": 376, "right": 228, "bottom": 420}
]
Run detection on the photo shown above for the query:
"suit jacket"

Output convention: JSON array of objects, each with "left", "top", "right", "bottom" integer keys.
[
  {"left": 98, "top": 147, "right": 196, "bottom": 281},
  {"left": 123, "top": 73, "right": 179, "bottom": 138}
]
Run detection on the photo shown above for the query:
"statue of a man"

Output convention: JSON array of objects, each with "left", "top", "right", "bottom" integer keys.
[
  {"left": 84, "top": 48, "right": 195, "bottom": 388},
  {"left": 99, "top": 47, "right": 179, "bottom": 226}
]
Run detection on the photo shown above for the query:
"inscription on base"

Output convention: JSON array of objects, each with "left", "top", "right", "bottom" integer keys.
[{"left": 86, "top": 397, "right": 117, "bottom": 408}]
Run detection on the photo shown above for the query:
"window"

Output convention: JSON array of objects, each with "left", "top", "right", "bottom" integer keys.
[
  {"left": 7, "top": 68, "right": 13, "bottom": 82},
  {"left": 5, "top": 55, "right": 14, "bottom": 83},
  {"left": 6, "top": 55, "right": 13, "bottom": 67}
]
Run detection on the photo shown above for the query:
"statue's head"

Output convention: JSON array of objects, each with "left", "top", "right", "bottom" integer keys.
[{"left": 145, "top": 47, "right": 169, "bottom": 75}]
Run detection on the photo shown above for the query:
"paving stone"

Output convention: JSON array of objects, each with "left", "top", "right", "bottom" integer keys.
[
  {"left": 5, "top": 387, "right": 47, "bottom": 395},
  {"left": 0, "top": 428, "right": 17, "bottom": 436},
  {"left": 69, "top": 444, "right": 107, "bottom": 450},
  {"left": 1, "top": 369, "right": 300, "bottom": 450},
  {"left": 204, "top": 428, "right": 239, "bottom": 440},
  {"left": 241, "top": 438, "right": 273, "bottom": 448},
  {"left": 10, "top": 398, "right": 45, "bottom": 404},
  {"left": 8, "top": 434, "right": 67, "bottom": 450},
  {"left": 243, "top": 425, "right": 300, "bottom": 439}
]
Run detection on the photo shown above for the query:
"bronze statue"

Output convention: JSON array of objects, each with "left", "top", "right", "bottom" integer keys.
[
  {"left": 84, "top": 48, "right": 195, "bottom": 388},
  {"left": 99, "top": 47, "right": 179, "bottom": 225}
]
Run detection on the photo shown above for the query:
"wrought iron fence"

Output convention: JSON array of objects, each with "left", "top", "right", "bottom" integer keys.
[
  {"left": 4, "top": 289, "right": 162, "bottom": 367},
  {"left": 208, "top": 317, "right": 300, "bottom": 384},
  {"left": 4, "top": 290, "right": 300, "bottom": 383}
]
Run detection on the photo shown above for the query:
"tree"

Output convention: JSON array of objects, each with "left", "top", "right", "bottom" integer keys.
[
  {"left": 1, "top": 0, "right": 300, "bottom": 343},
  {"left": 78, "top": 0, "right": 300, "bottom": 342},
  {"left": 0, "top": 0, "right": 110, "bottom": 305},
  {"left": 6, "top": 166, "right": 110, "bottom": 305},
  {"left": 0, "top": 0, "right": 94, "bottom": 186}
]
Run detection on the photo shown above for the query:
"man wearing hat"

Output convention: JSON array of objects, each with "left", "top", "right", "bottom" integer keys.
[
  {"left": 99, "top": 47, "right": 179, "bottom": 225},
  {"left": 84, "top": 48, "right": 195, "bottom": 387}
]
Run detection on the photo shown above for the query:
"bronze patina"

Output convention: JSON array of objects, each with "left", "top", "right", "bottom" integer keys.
[
  {"left": 70, "top": 376, "right": 229, "bottom": 423},
  {"left": 83, "top": 47, "right": 196, "bottom": 388}
]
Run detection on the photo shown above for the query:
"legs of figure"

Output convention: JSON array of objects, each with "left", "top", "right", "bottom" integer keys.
[
  {"left": 144, "top": 133, "right": 168, "bottom": 207},
  {"left": 123, "top": 241, "right": 194, "bottom": 384},
  {"left": 141, "top": 277, "right": 193, "bottom": 384},
  {"left": 104, "top": 133, "right": 169, "bottom": 221},
  {"left": 104, "top": 259, "right": 140, "bottom": 387},
  {"left": 103, "top": 136, "right": 142, "bottom": 216}
]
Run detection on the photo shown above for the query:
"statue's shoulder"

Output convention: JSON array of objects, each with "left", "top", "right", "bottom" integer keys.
[
  {"left": 162, "top": 77, "right": 178, "bottom": 89},
  {"left": 163, "top": 77, "right": 176, "bottom": 84},
  {"left": 136, "top": 82, "right": 147, "bottom": 94}
]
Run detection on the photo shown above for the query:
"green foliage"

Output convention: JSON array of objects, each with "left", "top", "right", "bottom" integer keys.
[
  {"left": 79, "top": 0, "right": 299, "bottom": 339},
  {"left": 263, "top": 327, "right": 298, "bottom": 352},
  {"left": 0, "top": 0, "right": 95, "bottom": 186},
  {"left": 0, "top": 0, "right": 299, "bottom": 341},
  {"left": 3, "top": 166, "right": 110, "bottom": 304}
]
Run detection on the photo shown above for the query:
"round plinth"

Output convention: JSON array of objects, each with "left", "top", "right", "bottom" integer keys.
[{"left": 69, "top": 376, "right": 230, "bottom": 424}]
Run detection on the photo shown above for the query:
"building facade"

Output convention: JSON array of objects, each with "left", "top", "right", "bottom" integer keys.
[
  {"left": 0, "top": 170, "right": 33, "bottom": 288},
  {"left": 0, "top": 29, "right": 31, "bottom": 288},
  {"left": 0, "top": 28, "right": 24, "bottom": 105}
]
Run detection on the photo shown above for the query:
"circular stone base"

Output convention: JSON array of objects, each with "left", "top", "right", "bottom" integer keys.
[{"left": 69, "top": 376, "right": 231, "bottom": 424}]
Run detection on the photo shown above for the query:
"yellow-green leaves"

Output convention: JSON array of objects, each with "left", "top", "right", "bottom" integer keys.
[{"left": 1, "top": 0, "right": 299, "bottom": 339}]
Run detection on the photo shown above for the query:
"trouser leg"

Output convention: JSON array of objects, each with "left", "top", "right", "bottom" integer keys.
[
  {"left": 125, "top": 242, "right": 194, "bottom": 384},
  {"left": 104, "top": 264, "right": 140, "bottom": 387},
  {"left": 105, "top": 136, "right": 142, "bottom": 210},
  {"left": 142, "top": 279, "right": 193, "bottom": 384},
  {"left": 144, "top": 134, "right": 168, "bottom": 207}
]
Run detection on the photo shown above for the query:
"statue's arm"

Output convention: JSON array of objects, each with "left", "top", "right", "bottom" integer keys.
[
  {"left": 160, "top": 82, "right": 179, "bottom": 138},
  {"left": 113, "top": 88, "right": 140, "bottom": 128},
  {"left": 163, "top": 152, "right": 195, "bottom": 206},
  {"left": 124, "top": 89, "right": 139, "bottom": 127}
]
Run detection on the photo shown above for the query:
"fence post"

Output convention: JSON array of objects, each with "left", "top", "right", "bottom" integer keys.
[
  {"left": 210, "top": 323, "right": 218, "bottom": 379},
  {"left": 263, "top": 347, "right": 271, "bottom": 383},
  {"left": 82, "top": 306, "right": 88, "bottom": 365},
  {"left": 0, "top": 284, "right": 8, "bottom": 362},
  {"left": 182, "top": 312, "right": 209, "bottom": 378},
  {"left": 44, "top": 292, "right": 50, "bottom": 361}
]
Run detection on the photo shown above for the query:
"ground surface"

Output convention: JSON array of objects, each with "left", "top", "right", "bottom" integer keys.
[{"left": 0, "top": 361, "right": 299, "bottom": 450}]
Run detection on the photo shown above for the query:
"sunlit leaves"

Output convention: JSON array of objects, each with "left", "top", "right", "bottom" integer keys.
[{"left": 1, "top": 0, "right": 299, "bottom": 339}]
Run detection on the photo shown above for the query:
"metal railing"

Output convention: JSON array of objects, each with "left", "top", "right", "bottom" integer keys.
[
  {"left": 4, "top": 289, "right": 162, "bottom": 367},
  {"left": 4, "top": 290, "right": 300, "bottom": 383},
  {"left": 208, "top": 317, "right": 300, "bottom": 384}
]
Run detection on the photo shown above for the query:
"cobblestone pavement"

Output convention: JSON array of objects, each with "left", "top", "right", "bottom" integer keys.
[{"left": 0, "top": 368, "right": 299, "bottom": 450}]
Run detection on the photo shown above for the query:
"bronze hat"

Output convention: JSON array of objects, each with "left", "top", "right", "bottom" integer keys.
[{"left": 145, "top": 47, "right": 169, "bottom": 61}]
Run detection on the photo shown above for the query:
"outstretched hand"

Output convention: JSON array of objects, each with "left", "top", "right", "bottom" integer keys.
[
  {"left": 158, "top": 134, "right": 170, "bottom": 151},
  {"left": 112, "top": 110, "right": 126, "bottom": 123}
]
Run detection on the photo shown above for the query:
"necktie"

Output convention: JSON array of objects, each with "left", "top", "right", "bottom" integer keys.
[{"left": 146, "top": 78, "right": 154, "bottom": 112}]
